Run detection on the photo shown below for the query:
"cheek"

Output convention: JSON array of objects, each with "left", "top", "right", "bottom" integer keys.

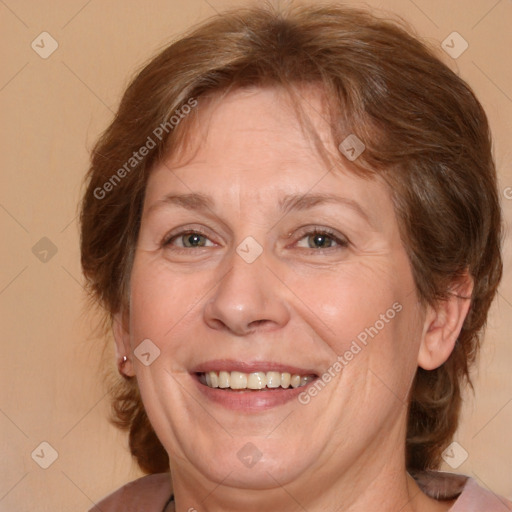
[
  {"left": 285, "top": 258, "right": 421, "bottom": 399},
  {"left": 283, "top": 261, "right": 404, "bottom": 349},
  {"left": 128, "top": 256, "right": 201, "bottom": 351}
]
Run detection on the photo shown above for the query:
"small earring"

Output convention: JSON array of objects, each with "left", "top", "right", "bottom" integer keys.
[{"left": 118, "top": 355, "right": 129, "bottom": 377}]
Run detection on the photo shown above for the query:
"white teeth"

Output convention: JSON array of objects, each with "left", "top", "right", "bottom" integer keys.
[
  {"left": 247, "top": 372, "right": 266, "bottom": 389},
  {"left": 290, "top": 374, "right": 301, "bottom": 388},
  {"left": 266, "top": 371, "right": 281, "bottom": 388},
  {"left": 230, "top": 371, "right": 247, "bottom": 389},
  {"left": 200, "top": 370, "right": 315, "bottom": 390},
  {"left": 218, "top": 371, "right": 230, "bottom": 388},
  {"left": 209, "top": 371, "right": 218, "bottom": 388}
]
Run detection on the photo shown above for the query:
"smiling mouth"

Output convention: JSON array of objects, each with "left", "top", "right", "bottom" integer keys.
[{"left": 197, "top": 371, "right": 317, "bottom": 391}]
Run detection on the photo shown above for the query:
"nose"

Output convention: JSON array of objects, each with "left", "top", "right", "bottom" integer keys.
[{"left": 203, "top": 249, "right": 290, "bottom": 336}]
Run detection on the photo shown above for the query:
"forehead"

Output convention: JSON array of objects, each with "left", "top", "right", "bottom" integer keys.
[
  {"left": 144, "top": 86, "right": 393, "bottom": 227},
  {"left": 169, "top": 85, "right": 337, "bottom": 172}
]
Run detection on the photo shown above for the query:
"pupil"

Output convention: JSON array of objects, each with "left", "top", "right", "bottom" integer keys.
[
  {"left": 310, "top": 234, "right": 330, "bottom": 248},
  {"left": 186, "top": 234, "right": 204, "bottom": 247}
]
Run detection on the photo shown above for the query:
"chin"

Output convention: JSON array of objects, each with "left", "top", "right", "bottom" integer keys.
[
  {"left": 166, "top": 428, "right": 321, "bottom": 491},
  {"left": 192, "top": 440, "right": 315, "bottom": 490}
]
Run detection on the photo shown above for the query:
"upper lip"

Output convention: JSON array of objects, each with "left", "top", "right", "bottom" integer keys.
[{"left": 191, "top": 359, "right": 319, "bottom": 376}]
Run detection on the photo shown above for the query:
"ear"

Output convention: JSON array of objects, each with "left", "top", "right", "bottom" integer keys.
[
  {"left": 418, "top": 271, "right": 474, "bottom": 371},
  {"left": 113, "top": 310, "right": 136, "bottom": 377}
]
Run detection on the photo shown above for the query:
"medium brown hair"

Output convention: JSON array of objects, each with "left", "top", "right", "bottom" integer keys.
[{"left": 80, "top": 2, "right": 503, "bottom": 473}]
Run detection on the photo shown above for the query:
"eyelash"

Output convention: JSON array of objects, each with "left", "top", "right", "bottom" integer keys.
[
  {"left": 293, "top": 227, "right": 349, "bottom": 251},
  {"left": 162, "top": 226, "right": 349, "bottom": 253},
  {"left": 162, "top": 228, "right": 214, "bottom": 250}
]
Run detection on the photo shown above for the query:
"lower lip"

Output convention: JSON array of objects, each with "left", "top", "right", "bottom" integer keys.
[{"left": 192, "top": 375, "right": 315, "bottom": 412}]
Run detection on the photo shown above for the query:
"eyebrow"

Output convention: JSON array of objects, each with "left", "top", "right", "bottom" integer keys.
[
  {"left": 147, "top": 193, "right": 215, "bottom": 214},
  {"left": 147, "top": 192, "right": 372, "bottom": 225},
  {"left": 278, "top": 193, "right": 372, "bottom": 225}
]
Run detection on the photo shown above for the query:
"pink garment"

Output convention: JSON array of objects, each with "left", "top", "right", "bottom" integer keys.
[
  {"left": 89, "top": 473, "right": 171, "bottom": 512},
  {"left": 411, "top": 470, "right": 512, "bottom": 511},
  {"left": 89, "top": 471, "right": 512, "bottom": 511}
]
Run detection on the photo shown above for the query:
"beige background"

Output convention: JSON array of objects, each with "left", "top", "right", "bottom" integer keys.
[{"left": 1, "top": 0, "right": 511, "bottom": 510}]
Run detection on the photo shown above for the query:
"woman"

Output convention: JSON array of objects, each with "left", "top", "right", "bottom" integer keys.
[{"left": 80, "top": 3, "right": 510, "bottom": 511}]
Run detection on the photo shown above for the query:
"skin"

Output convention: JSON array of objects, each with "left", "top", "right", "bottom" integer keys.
[{"left": 114, "top": 86, "right": 473, "bottom": 512}]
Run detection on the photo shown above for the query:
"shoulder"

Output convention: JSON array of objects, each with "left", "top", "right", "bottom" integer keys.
[
  {"left": 453, "top": 477, "right": 512, "bottom": 511},
  {"left": 411, "top": 470, "right": 512, "bottom": 511},
  {"left": 88, "top": 473, "right": 172, "bottom": 512}
]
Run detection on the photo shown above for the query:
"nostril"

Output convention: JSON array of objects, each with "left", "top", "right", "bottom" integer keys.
[{"left": 249, "top": 319, "right": 269, "bottom": 328}]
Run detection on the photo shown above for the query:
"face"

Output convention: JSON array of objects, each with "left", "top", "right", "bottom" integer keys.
[{"left": 119, "top": 87, "right": 427, "bottom": 494}]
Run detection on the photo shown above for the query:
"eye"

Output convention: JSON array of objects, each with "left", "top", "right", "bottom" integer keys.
[
  {"left": 295, "top": 228, "right": 348, "bottom": 250},
  {"left": 163, "top": 230, "right": 215, "bottom": 249}
]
